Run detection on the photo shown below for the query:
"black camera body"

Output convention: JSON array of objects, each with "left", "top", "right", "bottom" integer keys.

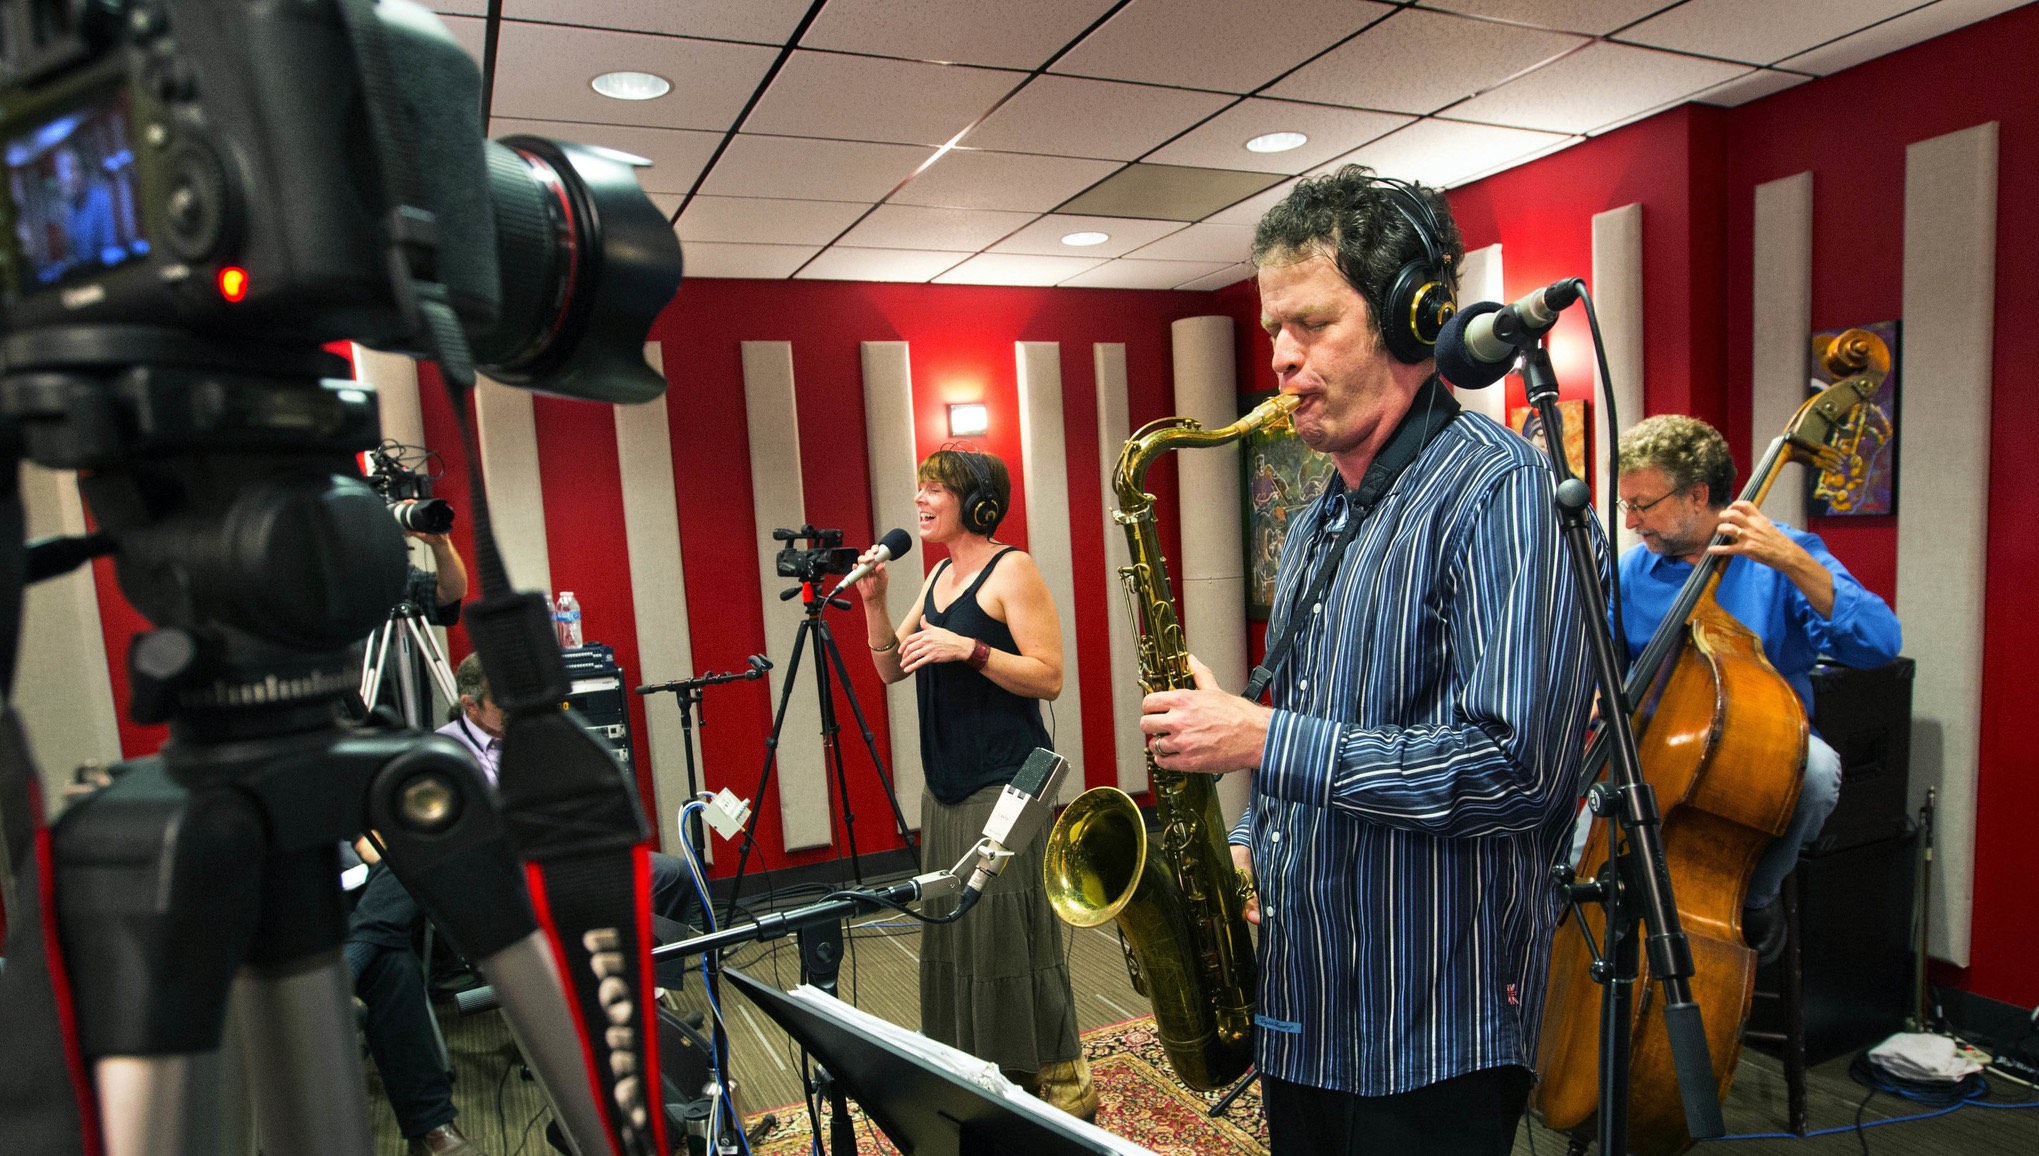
[
  {"left": 366, "top": 440, "right": 453, "bottom": 535},
  {"left": 0, "top": 0, "right": 682, "bottom": 403},
  {"left": 774, "top": 525, "right": 857, "bottom": 584}
]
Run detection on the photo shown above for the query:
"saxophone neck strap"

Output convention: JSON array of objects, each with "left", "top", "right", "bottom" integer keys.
[{"left": 1244, "top": 376, "right": 1460, "bottom": 702}]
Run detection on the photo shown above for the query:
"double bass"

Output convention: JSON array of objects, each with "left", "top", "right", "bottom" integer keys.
[{"left": 1533, "top": 330, "right": 1893, "bottom": 1155}]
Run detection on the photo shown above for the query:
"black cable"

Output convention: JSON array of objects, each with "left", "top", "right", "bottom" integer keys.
[
  {"left": 1852, "top": 1084, "right": 1876, "bottom": 1156},
  {"left": 1574, "top": 283, "right": 1626, "bottom": 666}
]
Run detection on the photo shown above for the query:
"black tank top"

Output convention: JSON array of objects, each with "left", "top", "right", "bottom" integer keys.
[{"left": 915, "top": 548, "right": 1053, "bottom": 805}]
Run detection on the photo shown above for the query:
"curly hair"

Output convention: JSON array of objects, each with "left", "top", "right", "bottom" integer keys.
[
  {"left": 1251, "top": 164, "right": 1463, "bottom": 349},
  {"left": 1618, "top": 415, "right": 1736, "bottom": 509},
  {"left": 918, "top": 448, "right": 1009, "bottom": 534}
]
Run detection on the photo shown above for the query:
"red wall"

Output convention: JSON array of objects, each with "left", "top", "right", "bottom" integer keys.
[{"left": 648, "top": 279, "right": 1212, "bottom": 872}]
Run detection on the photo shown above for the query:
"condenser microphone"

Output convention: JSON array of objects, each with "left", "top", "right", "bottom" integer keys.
[
  {"left": 1435, "top": 278, "right": 1585, "bottom": 390},
  {"left": 951, "top": 748, "right": 1069, "bottom": 916},
  {"left": 826, "top": 527, "right": 915, "bottom": 599}
]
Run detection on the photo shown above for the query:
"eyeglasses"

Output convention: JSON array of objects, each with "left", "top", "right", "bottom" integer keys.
[{"left": 1615, "top": 487, "right": 1684, "bottom": 515}]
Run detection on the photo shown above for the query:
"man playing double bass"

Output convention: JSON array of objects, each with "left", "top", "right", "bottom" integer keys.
[{"left": 1613, "top": 415, "right": 1902, "bottom": 963}]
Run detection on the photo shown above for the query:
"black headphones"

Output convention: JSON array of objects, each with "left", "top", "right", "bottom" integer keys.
[
  {"left": 956, "top": 451, "right": 1003, "bottom": 536},
  {"left": 1349, "top": 177, "right": 1457, "bottom": 365}
]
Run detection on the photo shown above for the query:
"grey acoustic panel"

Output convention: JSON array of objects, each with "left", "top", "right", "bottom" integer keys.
[{"left": 1058, "top": 164, "right": 1286, "bottom": 222}]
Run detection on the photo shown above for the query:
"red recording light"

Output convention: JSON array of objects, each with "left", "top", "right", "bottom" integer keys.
[{"left": 217, "top": 266, "right": 249, "bottom": 302}]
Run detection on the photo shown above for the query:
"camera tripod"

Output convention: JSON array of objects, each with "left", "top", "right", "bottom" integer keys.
[
  {"left": 359, "top": 594, "right": 459, "bottom": 728},
  {"left": 0, "top": 341, "right": 620, "bottom": 1156},
  {"left": 721, "top": 581, "right": 920, "bottom": 924}
]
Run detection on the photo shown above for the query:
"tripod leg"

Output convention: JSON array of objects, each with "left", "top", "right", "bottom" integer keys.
[
  {"left": 360, "top": 620, "right": 395, "bottom": 706},
  {"left": 724, "top": 621, "right": 813, "bottom": 924},
  {"left": 232, "top": 949, "right": 375, "bottom": 1156},
  {"left": 816, "top": 622, "right": 919, "bottom": 867},
  {"left": 403, "top": 613, "right": 461, "bottom": 711}
]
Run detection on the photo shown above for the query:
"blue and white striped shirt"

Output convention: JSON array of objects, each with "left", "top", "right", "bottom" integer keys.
[{"left": 1230, "top": 410, "right": 1602, "bottom": 1096}]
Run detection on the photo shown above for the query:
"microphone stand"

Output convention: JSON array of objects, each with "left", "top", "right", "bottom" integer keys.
[
  {"left": 637, "top": 655, "right": 772, "bottom": 862},
  {"left": 1519, "top": 339, "right": 1726, "bottom": 1153}
]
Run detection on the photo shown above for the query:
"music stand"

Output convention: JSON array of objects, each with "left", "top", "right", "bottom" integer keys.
[{"left": 723, "top": 969, "right": 1152, "bottom": 1156}]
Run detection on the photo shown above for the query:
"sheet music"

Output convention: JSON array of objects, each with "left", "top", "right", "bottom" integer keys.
[{"left": 785, "top": 985, "right": 1158, "bottom": 1155}]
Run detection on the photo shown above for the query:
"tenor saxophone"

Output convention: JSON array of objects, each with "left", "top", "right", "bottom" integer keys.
[{"left": 1042, "top": 391, "right": 1300, "bottom": 1092}]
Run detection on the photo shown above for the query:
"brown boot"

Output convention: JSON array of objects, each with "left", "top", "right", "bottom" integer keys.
[
  {"left": 1034, "top": 1056, "right": 1099, "bottom": 1122},
  {"left": 407, "top": 1122, "right": 478, "bottom": 1156}
]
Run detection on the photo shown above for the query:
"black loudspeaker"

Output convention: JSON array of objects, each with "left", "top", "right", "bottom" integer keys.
[
  {"left": 562, "top": 642, "right": 635, "bottom": 779},
  {"left": 1749, "top": 832, "right": 1917, "bottom": 1064},
  {"left": 1807, "top": 657, "right": 1914, "bottom": 855}
]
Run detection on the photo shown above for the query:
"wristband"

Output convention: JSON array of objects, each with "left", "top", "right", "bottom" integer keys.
[{"left": 967, "top": 639, "right": 991, "bottom": 671}]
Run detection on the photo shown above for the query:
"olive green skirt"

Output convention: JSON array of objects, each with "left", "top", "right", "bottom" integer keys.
[{"left": 919, "top": 784, "right": 1081, "bottom": 1076}]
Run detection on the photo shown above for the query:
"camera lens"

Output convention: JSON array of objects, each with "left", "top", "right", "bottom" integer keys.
[
  {"left": 470, "top": 136, "right": 684, "bottom": 405},
  {"left": 393, "top": 499, "right": 455, "bottom": 536}
]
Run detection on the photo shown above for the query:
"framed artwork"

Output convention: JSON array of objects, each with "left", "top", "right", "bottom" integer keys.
[
  {"left": 1240, "top": 391, "right": 1336, "bottom": 620},
  {"left": 1508, "top": 398, "right": 1591, "bottom": 481},
  {"left": 1807, "top": 320, "right": 1900, "bottom": 516}
]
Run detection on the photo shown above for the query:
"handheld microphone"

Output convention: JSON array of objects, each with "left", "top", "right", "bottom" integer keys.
[
  {"left": 950, "top": 748, "right": 1069, "bottom": 917},
  {"left": 827, "top": 527, "right": 914, "bottom": 599},
  {"left": 1435, "top": 278, "right": 1584, "bottom": 390}
]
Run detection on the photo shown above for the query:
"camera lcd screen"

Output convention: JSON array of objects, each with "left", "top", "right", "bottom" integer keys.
[{"left": 5, "top": 84, "right": 150, "bottom": 293}]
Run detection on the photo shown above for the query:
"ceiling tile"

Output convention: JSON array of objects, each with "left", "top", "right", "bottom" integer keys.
[
  {"left": 989, "top": 215, "right": 1187, "bottom": 258},
  {"left": 501, "top": 0, "right": 813, "bottom": 43},
  {"left": 427, "top": 0, "right": 487, "bottom": 15},
  {"left": 1146, "top": 100, "right": 1412, "bottom": 174},
  {"left": 698, "top": 136, "right": 935, "bottom": 202},
  {"left": 650, "top": 192, "right": 682, "bottom": 219},
  {"left": 934, "top": 253, "right": 1108, "bottom": 286},
  {"left": 676, "top": 197, "right": 872, "bottom": 245},
  {"left": 1777, "top": 0, "right": 2030, "bottom": 76},
  {"left": 1267, "top": 8, "right": 1585, "bottom": 115},
  {"left": 1332, "top": 118, "right": 1574, "bottom": 189},
  {"left": 1050, "top": 0, "right": 1393, "bottom": 93},
  {"left": 797, "top": 248, "right": 974, "bottom": 282},
  {"left": 1450, "top": 134, "right": 1583, "bottom": 185},
  {"left": 491, "top": 24, "right": 777, "bottom": 130},
  {"left": 1058, "top": 258, "right": 1237, "bottom": 289},
  {"left": 488, "top": 118, "right": 723, "bottom": 195},
  {"left": 890, "top": 150, "right": 1124, "bottom": 211},
  {"left": 1690, "top": 68, "right": 1812, "bottom": 108},
  {"left": 1415, "top": 1, "right": 1671, "bottom": 36},
  {"left": 1446, "top": 42, "right": 1750, "bottom": 134},
  {"left": 440, "top": 14, "right": 485, "bottom": 64},
  {"left": 1123, "top": 222, "right": 1257, "bottom": 263},
  {"left": 1205, "top": 177, "right": 1301, "bottom": 226},
  {"left": 1618, "top": 0, "right": 1921, "bottom": 66},
  {"left": 835, "top": 205, "right": 1039, "bottom": 251},
  {"left": 680, "top": 241, "right": 820, "bottom": 279},
  {"left": 960, "top": 76, "right": 1233, "bottom": 161},
  {"left": 800, "top": 0, "right": 1118, "bottom": 69},
  {"left": 743, "top": 51, "right": 1024, "bottom": 147},
  {"left": 1175, "top": 262, "right": 1257, "bottom": 291},
  {"left": 1059, "top": 164, "right": 1286, "bottom": 220}
]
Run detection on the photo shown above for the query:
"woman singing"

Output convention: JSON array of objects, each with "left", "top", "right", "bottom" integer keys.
[{"left": 854, "top": 448, "right": 1096, "bottom": 1119}]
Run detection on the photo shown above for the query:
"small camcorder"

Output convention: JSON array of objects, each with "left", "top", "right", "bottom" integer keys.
[{"left": 774, "top": 525, "right": 858, "bottom": 584}]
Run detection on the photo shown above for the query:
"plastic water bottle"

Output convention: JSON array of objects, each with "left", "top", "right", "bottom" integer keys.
[{"left": 554, "top": 591, "right": 583, "bottom": 649}]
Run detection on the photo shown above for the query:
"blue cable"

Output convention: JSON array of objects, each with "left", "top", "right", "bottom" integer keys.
[
  {"left": 676, "top": 801, "right": 752, "bottom": 1156},
  {"left": 1712, "top": 1080, "right": 2039, "bottom": 1141}
]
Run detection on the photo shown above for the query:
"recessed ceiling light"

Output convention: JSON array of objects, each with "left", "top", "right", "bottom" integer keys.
[
  {"left": 1245, "top": 131, "right": 1308, "bottom": 154},
  {"left": 1061, "top": 231, "right": 1110, "bottom": 247},
  {"left": 591, "top": 71, "right": 672, "bottom": 101}
]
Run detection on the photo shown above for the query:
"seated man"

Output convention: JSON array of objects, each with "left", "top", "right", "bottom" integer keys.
[
  {"left": 346, "top": 652, "right": 700, "bottom": 1154},
  {"left": 1612, "top": 415, "right": 1901, "bottom": 961}
]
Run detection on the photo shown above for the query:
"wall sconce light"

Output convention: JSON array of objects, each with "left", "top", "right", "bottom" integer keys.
[{"left": 948, "top": 402, "right": 988, "bottom": 437}]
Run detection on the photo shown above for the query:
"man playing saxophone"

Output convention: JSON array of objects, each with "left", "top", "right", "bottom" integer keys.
[{"left": 1140, "top": 166, "right": 1600, "bottom": 1155}]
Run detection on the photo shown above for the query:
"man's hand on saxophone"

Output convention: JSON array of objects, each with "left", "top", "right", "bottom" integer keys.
[{"left": 1140, "top": 654, "right": 1271, "bottom": 775}]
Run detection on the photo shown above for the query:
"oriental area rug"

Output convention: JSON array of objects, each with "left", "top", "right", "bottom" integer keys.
[{"left": 747, "top": 1015, "right": 1269, "bottom": 1155}]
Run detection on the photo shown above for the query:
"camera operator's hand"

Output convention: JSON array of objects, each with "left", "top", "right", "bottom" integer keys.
[
  {"left": 898, "top": 616, "right": 977, "bottom": 674},
  {"left": 394, "top": 499, "right": 449, "bottom": 545},
  {"left": 396, "top": 502, "right": 468, "bottom": 607}
]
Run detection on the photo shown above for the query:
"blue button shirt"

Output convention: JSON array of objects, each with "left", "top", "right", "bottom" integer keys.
[
  {"left": 1615, "top": 524, "right": 1901, "bottom": 709},
  {"left": 1229, "top": 413, "right": 1602, "bottom": 1097}
]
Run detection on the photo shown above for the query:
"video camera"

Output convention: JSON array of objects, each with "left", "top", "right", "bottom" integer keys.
[
  {"left": 774, "top": 525, "right": 858, "bottom": 585},
  {"left": 0, "top": 0, "right": 682, "bottom": 656},
  {"left": 365, "top": 439, "right": 453, "bottom": 535}
]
